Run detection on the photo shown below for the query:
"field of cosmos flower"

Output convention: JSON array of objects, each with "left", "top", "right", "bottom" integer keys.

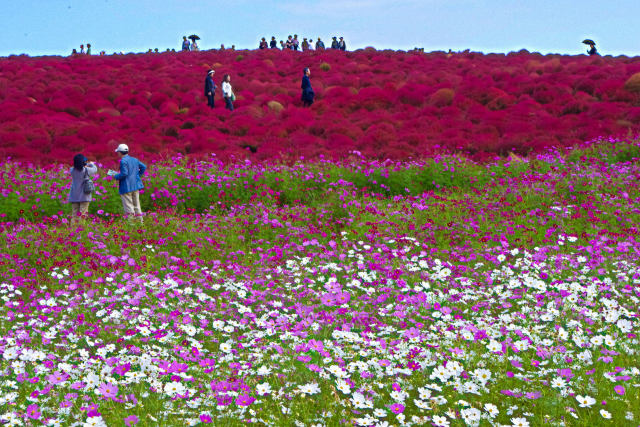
[{"left": 1, "top": 48, "right": 640, "bottom": 426}]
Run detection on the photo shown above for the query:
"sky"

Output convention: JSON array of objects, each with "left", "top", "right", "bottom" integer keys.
[{"left": 1, "top": 0, "right": 639, "bottom": 57}]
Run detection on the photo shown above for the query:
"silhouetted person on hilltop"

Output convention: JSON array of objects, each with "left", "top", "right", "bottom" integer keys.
[
  {"left": 86, "top": 44, "right": 91, "bottom": 55},
  {"left": 587, "top": 44, "right": 598, "bottom": 56},
  {"left": 259, "top": 38, "right": 268, "bottom": 49},
  {"left": 331, "top": 37, "right": 339, "bottom": 49},
  {"left": 301, "top": 38, "right": 309, "bottom": 51},
  {"left": 293, "top": 35, "right": 300, "bottom": 51},
  {"left": 204, "top": 69, "right": 216, "bottom": 108},
  {"left": 301, "top": 67, "right": 314, "bottom": 107},
  {"left": 182, "top": 36, "right": 190, "bottom": 51},
  {"left": 338, "top": 37, "right": 347, "bottom": 51},
  {"left": 80, "top": 44, "right": 85, "bottom": 54},
  {"left": 270, "top": 37, "right": 278, "bottom": 48},
  {"left": 316, "top": 38, "right": 325, "bottom": 50}
]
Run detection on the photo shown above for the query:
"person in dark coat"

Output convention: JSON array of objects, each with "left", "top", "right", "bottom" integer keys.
[
  {"left": 204, "top": 69, "right": 216, "bottom": 108},
  {"left": 270, "top": 37, "right": 278, "bottom": 48},
  {"left": 338, "top": 37, "right": 346, "bottom": 51},
  {"left": 301, "top": 67, "right": 314, "bottom": 107},
  {"left": 587, "top": 44, "right": 598, "bottom": 56},
  {"left": 331, "top": 37, "right": 339, "bottom": 49},
  {"left": 316, "top": 37, "right": 325, "bottom": 50},
  {"left": 259, "top": 38, "right": 268, "bottom": 49},
  {"left": 182, "top": 36, "right": 190, "bottom": 51}
]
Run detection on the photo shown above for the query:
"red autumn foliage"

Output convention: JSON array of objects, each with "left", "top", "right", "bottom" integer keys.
[{"left": 1, "top": 49, "right": 640, "bottom": 163}]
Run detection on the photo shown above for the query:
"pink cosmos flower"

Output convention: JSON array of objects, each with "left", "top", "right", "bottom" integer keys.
[
  {"left": 614, "top": 385, "right": 625, "bottom": 395},
  {"left": 46, "top": 371, "right": 69, "bottom": 385},
  {"left": 124, "top": 415, "right": 139, "bottom": 426},
  {"left": 25, "top": 404, "right": 41, "bottom": 420},
  {"left": 99, "top": 382, "right": 118, "bottom": 399},
  {"left": 390, "top": 403, "right": 405, "bottom": 414},
  {"left": 235, "top": 394, "right": 255, "bottom": 407},
  {"left": 200, "top": 414, "right": 213, "bottom": 423}
]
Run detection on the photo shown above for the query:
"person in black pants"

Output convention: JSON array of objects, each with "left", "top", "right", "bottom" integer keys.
[
  {"left": 301, "top": 67, "right": 314, "bottom": 107},
  {"left": 204, "top": 70, "right": 216, "bottom": 108},
  {"left": 270, "top": 36, "right": 277, "bottom": 48}
]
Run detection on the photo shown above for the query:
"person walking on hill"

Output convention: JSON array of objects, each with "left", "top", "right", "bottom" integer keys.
[
  {"left": 86, "top": 44, "right": 92, "bottom": 55},
  {"left": 68, "top": 154, "right": 98, "bottom": 225},
  {"left": 316, "top": 38, "right": 325, "bottom": 50},
  {"left": 285, "top": 36, "right": 293, "bottom": 50},
  {"left": 270, "top": 37, "right": 278, "bottom": 48},
  {"left": 301, "top": 67, "right": 314, "bottom": 107},
  {"left": 182, "top": 36, "right": 190, "bottom": 51},
  {"left": 222, "top": 74, "right": 235, "bottom": 111},
  {"left": 108, "top": 144, "right": 147, "bottom": 223},
  {"left": 331, "top": 37, "right": 339, "bottom": 49},
  {"left": 259, "top": 38, "right": 268, "bottom": 49},
  {"left": 204, "top": 69, "right": 216, "bottom": 108},
  {"left": 293, "top": 35, "right": 300, "bottom": 51},
  {"left": 301, "top": 38, "right": 309, "bottom": 51},
  {"left": 338, "top": 37, "right": 347, "bottom": 51},
  {"left": 191, "top": 40, "right": 199, "bottom": 51}
]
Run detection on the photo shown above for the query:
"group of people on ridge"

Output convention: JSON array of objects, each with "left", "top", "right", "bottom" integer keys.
[{"left": 259, "top": 35, "right": 346, "bottom": 51}]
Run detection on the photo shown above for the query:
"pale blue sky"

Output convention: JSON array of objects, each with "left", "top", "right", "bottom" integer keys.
[{"left": 2, "top": 0, "right": 639, "bottom": 57}]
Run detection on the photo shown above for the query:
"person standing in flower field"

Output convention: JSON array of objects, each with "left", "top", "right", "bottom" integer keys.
[
  {"left": 301, "top": 67, "right": 314, "bottom": 107},
  {"left": 68, "top": 154, "right": 97, "bottom": 225},
  {"left": 222, "top": 74, "right": 235, "bottom": 111},
  {"left": 204, "top": 69, "right": 216, "bottom": 108},
  {"left": 108, "top": 144, "right": 146, "bottom": 222}
]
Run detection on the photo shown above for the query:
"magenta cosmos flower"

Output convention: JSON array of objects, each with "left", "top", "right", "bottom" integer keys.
[
  {"left": 235, "top": 395, "right": 255, "bottom": 407},
  {"left": 390, "top": 403, "right": 405, "bottom": 414}
]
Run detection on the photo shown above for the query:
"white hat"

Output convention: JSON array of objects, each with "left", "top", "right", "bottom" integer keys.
[{"left": 115, "top": 143, "right": 129, "bottom": 153}]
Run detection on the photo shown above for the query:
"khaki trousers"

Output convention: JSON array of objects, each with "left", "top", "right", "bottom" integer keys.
[
  {"left": 70, "top": 202, "right": 90, "bottom": 224},
  {"left": 120, "top": 191, "right": 143, "bottom": 221}
]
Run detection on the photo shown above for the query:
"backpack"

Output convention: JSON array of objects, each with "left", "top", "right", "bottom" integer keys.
[{"left": 82, "top": 168, "right": 95, "bottom": 194}]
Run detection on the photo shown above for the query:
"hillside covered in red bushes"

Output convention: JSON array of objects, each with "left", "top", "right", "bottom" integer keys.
[{"left": 2, "top": 48, "right": 640, "bottom": 163}]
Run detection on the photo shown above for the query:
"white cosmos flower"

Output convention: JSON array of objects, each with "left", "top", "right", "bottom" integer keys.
[
  {"left": 550, "top": 377, "right": 566, "bottom": 388},
  {"left": 336, "top": 379, "right": 351, "bottom": 394},
  {"left": 511, "top": 417, "right": 529, "bottom": 427},
  {"left": 164, "top": 381, "right": 186, "bottom": 397},
  {"left": 600, "top": 409, "right": 612, "bottom": 419},
  {"left": 486, "top": 340, "right": 502, "bottom": 352},
  {"left": 298, "top": 382, "right": 321, "bottom": 395},
  {"left": 616, "top": 318, "right": 633, "bottom": 333},
  {"left": 432, "top": 415, "right": 450, "bottom": 427},
  {"left": 473, "top": 368, "right": 491, "bottom": 384},
  {"left": 576, "top": 395, "right": 596, "bottom": 408},
  {"left": 256, "top": 382, "right": 271, "bottom": 396},
  {"left": 484, "top": 403, "right": 499, "bottom": 417},
  {"left": 256, "top": 365, "right": 271, "bottom": 376}
]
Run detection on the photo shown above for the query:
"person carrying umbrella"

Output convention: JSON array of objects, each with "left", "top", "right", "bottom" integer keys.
[
  {"left": 189, "top": 35, "right": 200, "bottom": 51},
  {"left": 582, "top": 39, "right": 598, "bottom": 56}
]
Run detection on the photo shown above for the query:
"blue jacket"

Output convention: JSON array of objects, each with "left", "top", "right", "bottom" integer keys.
[
  {"left": 204, "top": 76, "right": 216, "bottom": 96},
  {"left": 301, "top": 75, "right": 314, "bottom": 102},
  {"left": 114, "top": 155, "right": 146, "bottom": 195}
]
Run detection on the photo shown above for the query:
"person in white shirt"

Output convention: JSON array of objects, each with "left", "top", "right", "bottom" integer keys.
[{"left": 222, "top": 74, "right": 234, "bottom": 111}]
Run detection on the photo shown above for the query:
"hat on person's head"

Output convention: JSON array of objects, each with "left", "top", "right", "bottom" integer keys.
[
  {"left": 115, "top": 143, "right": 129, "bottom": 153},
  {"left": 208, "top": 69, "right": 215, "bottom": 75}
]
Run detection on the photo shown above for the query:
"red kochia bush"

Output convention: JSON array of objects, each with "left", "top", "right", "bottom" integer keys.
[{"left": 1, "top": 49, "right": 640, "bottom": 163}]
